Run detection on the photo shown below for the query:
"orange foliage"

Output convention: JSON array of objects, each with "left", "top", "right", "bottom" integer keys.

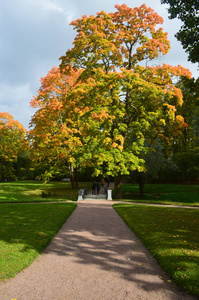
[
  {"left": 30, "top": 3, "right": 193, "bottom": 180},
  {"left": 0, "top": 112, "right": 27, "bottom": 163}
]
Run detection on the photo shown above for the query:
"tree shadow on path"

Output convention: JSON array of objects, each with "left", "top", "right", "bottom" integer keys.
[{"left": 43, "top": 201, "right": 196, "bottom": 299}]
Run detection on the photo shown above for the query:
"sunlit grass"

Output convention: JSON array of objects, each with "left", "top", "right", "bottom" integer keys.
[
  {"left": 0, "top": 180, "right": 89, "bottom": 202},
  {"left": 114, "top": 203, "right": 199, "bottom": 296},
  {"left": 0, "top": 203, "right": 77, "bottom": 279},
  {"left": 121, "top": 184, "right": 199, "bottom": 206}
]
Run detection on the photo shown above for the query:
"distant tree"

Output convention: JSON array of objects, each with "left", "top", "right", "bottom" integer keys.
[
  {"left": 171, "top": 77, "right": 199, "bottom": 181},
  {"left": 174, "top": 77, "right": 199, "bottom": 149},
  {"left": 14, "top": 150, "right": 32, "bottom": 179},
  {"left": 161, "top": 0, "right": 199, "bottom": 63},
  {"left": 0, "top": 112, "right": 27, "bottom": 180},
  {"left": 131, "top": 142, "right": 164, "bottom": 196}
]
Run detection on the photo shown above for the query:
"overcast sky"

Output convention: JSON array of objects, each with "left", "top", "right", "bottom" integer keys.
[{"left": 0, "top": 0, "right": 198, "bottom": 130}]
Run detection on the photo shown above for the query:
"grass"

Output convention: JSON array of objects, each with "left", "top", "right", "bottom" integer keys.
[
  {"left": 121, "top": 184, "right": 199, "bottom": 206},
  {"left": 0, "top": 180, "right": 89, "bottom": 203},
  {"left": 113, "top": 203, "right": 199, "bottom": 296},
  {"left": 0, "top": 202, "right": 77, "bottom": 279}
]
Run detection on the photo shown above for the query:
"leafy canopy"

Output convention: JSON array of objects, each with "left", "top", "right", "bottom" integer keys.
[
  {"left": 60, "top": 4, "right": 191, "bottom": 177},
  {"left": 30, "top": 4, "right": 192, "bottom": 192}
]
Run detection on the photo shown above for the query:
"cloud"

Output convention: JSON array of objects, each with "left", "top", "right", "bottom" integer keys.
[
  {"left": 0, "top": 82, "right": 35, "bottom": 129},
  {"left": 32, "top": 0, "right": 64, "bottom": 12},
  {"left": 0, "top": 0, "right": 78, "bottom": 129}
]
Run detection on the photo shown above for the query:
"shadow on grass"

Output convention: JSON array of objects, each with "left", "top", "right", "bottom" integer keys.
[
  {"left": 121, "top": 184, "right": 199, "bottom": 207},
  {"left": 0, "top": 203, "right": 77, "bottom": 278},
  {"left": 114, "top": 204, "right": 199, "bottom": 296},
  {"left": 0, "top": 181, "right": 79, "bottom": 202}
]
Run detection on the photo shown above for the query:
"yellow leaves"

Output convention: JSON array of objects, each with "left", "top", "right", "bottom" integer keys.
[
  {"left": 111, "top": 135, "right": 124, "bottom": 152},
  {"left": 163, "top": 103, "right": 177, "bottom": 121},
  {"left": 159, "top": 119, "right": 166, "bottom": 126},
  {"left": 117, "top": 145, "right": 123, "bottom": 151},
  {"left": 176, "top": 115, "right": 188, "bottom": 129},
  {"left": 103, "top": 137, "right": 112, "bottom": 146},
  {"left": 116, "top": 134, "right": 124, "bottom": 144}
]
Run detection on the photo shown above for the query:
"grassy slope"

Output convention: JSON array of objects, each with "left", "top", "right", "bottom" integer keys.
[{"left": 114, "top": 203, "right": 199, "bottom": 296}]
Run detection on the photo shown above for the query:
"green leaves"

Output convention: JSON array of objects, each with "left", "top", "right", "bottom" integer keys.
[{"left": 30, "top": 3, "right": 193, "bottom": 196}]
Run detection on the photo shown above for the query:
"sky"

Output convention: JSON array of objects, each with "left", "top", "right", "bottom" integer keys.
[{"left": 0, "top": 0, "right": 198, "bottom": 130}]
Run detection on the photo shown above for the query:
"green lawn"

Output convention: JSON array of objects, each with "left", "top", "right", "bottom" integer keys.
[
  {"left": 121, "top": 184, "right": 199, "bottom": 206},
  {"left": 0, "top": 180, "right": 89, "bottom": 203},
  {"left": 114, "top": 203, "right": 199, "bottom": 296},
  {"left": 0, "top": 202, "right": 77, "bottom": 279}
]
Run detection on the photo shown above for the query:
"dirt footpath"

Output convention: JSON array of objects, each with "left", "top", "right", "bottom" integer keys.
[{"left": 0, "top": 200, "right": 197, "bottom": 300}]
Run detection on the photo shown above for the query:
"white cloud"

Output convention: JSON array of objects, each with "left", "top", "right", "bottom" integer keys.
[
  {"left": 0, "top": 83, "right": 34, "bottom": 129},
  {"left": 18, "top": 0, "right": 65, "bottom": 14},
  {"left": 31, "top": 0, "right": 64, "bottom": 12},
  {"left": 41, "top": 1, "right": 64, "bottom": 12}
]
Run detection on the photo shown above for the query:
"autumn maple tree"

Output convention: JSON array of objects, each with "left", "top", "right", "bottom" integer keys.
[
  {"left": 0, "top": 112, "right": 27, "bottom": 179},
  {"left": 30, "top": 4, "right": 192, "bottom": 197},
  {"left": 58, "top": 4, "right": 191, "bottom": 197}
]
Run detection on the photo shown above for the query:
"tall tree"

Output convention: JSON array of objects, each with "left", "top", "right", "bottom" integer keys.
[
  {"left": 0, "top": 112, "right": 27, "bottom": 180},
  {"left": 59, "top": 4, "right": 191, "bottom": 198},
  {"left": 161, "top": 0, "right": 199, "bottom": 64},
  {"left": 29, "top": 66, "right": 111, "bottom": 187}
]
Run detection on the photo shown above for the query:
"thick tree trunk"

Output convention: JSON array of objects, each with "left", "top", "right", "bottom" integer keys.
[{"left": 114, "top": 173, "right": 122, "bottom": 199}]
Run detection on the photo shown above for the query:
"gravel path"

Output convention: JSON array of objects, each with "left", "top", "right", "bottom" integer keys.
[{"left": 0, "top": 200, "right": 197, "bottom": 300}]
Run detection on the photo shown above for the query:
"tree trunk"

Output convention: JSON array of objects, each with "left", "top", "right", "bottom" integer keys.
[
  {"left": 138, "top": 173, "right": 145, "bottom": 197},
  {"left": 114, "top": 173, "right": 122, "bottom": 199},
  {"left": 75, "top": 167, "right": 79, "bottom": 189},
  {"left": 69, "top": 164, "right": 75, "bottom": 189}
]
